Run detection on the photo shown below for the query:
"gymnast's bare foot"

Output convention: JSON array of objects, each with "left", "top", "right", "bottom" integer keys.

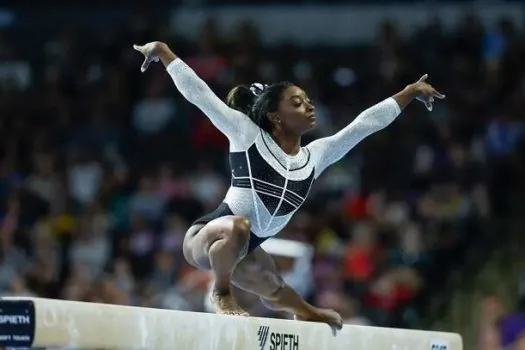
[
  {"left": 295, "top": 307, "right": 343, "bottom": 329},
  {"left": 211, "top": 289, "right": 250, "bottom": 316}
]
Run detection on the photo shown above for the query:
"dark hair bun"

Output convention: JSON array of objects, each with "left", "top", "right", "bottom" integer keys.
[{"left": 226, "top": 85, "right": 255, "bottom": 115}]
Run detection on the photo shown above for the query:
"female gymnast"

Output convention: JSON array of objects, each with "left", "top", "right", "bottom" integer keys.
[{"left": 133, "top": 41, "right": 444, "bottom": 329}]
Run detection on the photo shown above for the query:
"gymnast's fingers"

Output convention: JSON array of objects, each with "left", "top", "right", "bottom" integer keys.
[
  {"left": 141, "top": 57, "right": 154, "bottom": 73},
  {"left": 433, "top": 89, "right": 446, "bottom": 99},
  {"left": 417, "top": 74, "right": 428, "bottom": 83},
  {"left": 133, "top": 44, "right": 145, "bottom": 54}
]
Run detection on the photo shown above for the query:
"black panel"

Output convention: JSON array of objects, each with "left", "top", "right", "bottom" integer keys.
[
  {"left": 256, "top": 192, "right": 281, "bottom": 213},
  {"left": 230, "top": 144, "right": 316, "bottom": 215},
  {"left": 248, "top": 145, "right": 286, "bottom": 187},
  {"left": 229, "top": 151, "right": 249, "bottom": 177},
  {"left": 276, "top": 201, "right": 298, "bottom": 216}
]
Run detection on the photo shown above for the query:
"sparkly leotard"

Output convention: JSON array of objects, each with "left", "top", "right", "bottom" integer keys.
[{"left": 166, "top": 58, "right": 401, "bottom": 252}]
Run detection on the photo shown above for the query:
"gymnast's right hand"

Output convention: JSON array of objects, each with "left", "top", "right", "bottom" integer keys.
[
  {"left": 295, "top": 307, "right": 344, "bottom": 330},
  {"left": 133, "top": 41, "right": 170, "bottom": 72}
]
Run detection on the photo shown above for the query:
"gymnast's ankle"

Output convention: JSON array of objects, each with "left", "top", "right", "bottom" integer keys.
[{"left": 212, "top": 284, "right": 231, "bottom": 297}]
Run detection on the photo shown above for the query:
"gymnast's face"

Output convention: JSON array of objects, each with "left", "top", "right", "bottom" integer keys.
[{"left": 270, "top": 85, "right": 316, "bottom": 135}]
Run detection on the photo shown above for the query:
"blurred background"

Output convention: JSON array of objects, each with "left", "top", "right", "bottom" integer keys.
[{"left": 1, "top": 1, "right": 525, "bottom": 349}]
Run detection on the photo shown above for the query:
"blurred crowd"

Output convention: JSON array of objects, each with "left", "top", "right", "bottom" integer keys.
[{"left": 1, "top": 8, "right": 525, "bottom": 337}]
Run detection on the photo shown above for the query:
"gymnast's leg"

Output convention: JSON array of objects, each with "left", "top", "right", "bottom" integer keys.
[
  {"left": 183, "top": 216, "right": 251, "bottom": 315},
  {"left": 231, "top": 247, "right": 343, "bottom": 329}
]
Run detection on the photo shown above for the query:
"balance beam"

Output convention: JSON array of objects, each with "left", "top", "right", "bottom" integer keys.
[{"left": 0, "top": 297, "right": 462, "bottom": 349}]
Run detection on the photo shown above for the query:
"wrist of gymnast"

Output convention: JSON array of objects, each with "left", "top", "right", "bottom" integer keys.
[
  {"left": 155, "top": 44, "right": 179, "bottom": 68},
  {"left": 401, "top": 83, "right": 422, "bottom": 101},
  {"left": 391, "top": 85, "right": 419, "bottom": 111}
]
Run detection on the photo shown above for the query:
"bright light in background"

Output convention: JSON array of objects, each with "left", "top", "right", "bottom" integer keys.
[{"left": 333, "top": 67, "right": 356, "bottom": 87}]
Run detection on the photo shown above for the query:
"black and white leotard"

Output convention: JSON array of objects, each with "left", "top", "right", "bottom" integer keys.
[{"left": 166, "top": 58, "right": 401, "bottom": 252}]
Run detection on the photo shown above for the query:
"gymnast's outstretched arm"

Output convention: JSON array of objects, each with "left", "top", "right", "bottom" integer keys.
[
  {"left": 306, "top": 74, "right": 445, "bottom": 177},
  {"left": 133, "top": 41, "right": 257, "bottom": 150}
]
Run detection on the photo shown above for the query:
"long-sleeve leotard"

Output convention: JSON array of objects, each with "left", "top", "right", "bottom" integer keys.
[
  {"left": 306, "top": 99, "right": 401, "bottom": 177},
  {"left": 166, "top": 58, "right": 401, "bottom": 238}
]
